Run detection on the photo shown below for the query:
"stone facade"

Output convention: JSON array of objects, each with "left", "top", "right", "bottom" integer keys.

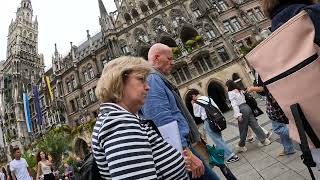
[
  {"left": 0, "top": 0, "right": 45, "bottom": 161},
  {"left": 0, "top": 0, "right": 271, "bottom": 159}
]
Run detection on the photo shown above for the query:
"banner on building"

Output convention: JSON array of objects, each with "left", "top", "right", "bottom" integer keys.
[
  {"left": 32, "top": 85, "right": 43, "bottom": 125},
  {"left": 44, "top": 76, "right": 53, "bottom": 100},
  {"left": 23, "top": 93, "right": 32, "bottom": 133}
]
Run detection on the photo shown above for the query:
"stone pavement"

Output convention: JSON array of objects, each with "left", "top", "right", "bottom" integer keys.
[{"left": 206, "top": 99, "right": 320, "bottom": 180}]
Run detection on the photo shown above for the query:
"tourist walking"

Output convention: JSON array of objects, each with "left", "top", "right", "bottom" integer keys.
[
  {"left": 36, "top": 151, "right": 54, "bottom": 180},
  {"left": 247, "top": 82, "right": 296, "bottom": 156},
  {"left": 141, "top": 43, "right": 220, "bottom": 180},
  {"left": 226, "top": 80, "right": 271, "bottom": 152},
  {"left": 9, "top": 147, "right": 32, "bottom": 180},
  {"left": 0, "top": 167, "right": 6, "bottom": 180},
  {"left": 93, "top": 56, "right": 189, "bottom": 179},
  {"left": 190, "top": 90, "right": 239, "bottom": 163}
]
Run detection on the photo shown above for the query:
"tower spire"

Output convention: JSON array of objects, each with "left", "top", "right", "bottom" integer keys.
[
  {"left": 98, "top": 0, "right": 108, "bottom": 16},
  {"left": 54, "top": 43, "right": 58, "bottom": 55}
]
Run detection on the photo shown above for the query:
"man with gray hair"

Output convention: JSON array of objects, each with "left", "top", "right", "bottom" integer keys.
[{"left": 141, "top": 43, "right": 220, "bottom": 180}]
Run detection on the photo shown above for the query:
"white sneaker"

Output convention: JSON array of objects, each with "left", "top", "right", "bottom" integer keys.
[
  {"left": 236, "top": 145, "right": 247, "bottom": 153},
  {"left": 266, "top": 131, "right": 273, "bottom": 139},
  {"left": 261, "top": 138, "right": 271, "bottom": 146}
]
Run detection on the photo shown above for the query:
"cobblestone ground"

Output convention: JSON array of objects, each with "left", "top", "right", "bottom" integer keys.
[{"left": 207, "top": 99, "right": 320, "bottom": 180}]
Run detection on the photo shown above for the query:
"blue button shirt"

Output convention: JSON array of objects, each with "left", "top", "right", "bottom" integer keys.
[{"left": 141, "top": 73, "right": 190, "bottom": 147}]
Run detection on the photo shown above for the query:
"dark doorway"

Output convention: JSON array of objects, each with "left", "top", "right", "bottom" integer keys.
[
  {"left": 185, "top": 89, "right": 203, "bottom": 125},
  {"left": 75, "top": 138, "right": 89, "bottom": 159},
  {"left": 207, "top": 81, "right": 230, "bottom": 112}
]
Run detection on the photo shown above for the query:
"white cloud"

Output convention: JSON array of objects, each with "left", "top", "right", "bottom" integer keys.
[{"left": 0, "top": 0, "right": 116, "bottom": 68}]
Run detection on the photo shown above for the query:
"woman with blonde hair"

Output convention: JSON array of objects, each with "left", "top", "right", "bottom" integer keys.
[{"left": 92, "top": 56, "right": 189, "bottom": 179}]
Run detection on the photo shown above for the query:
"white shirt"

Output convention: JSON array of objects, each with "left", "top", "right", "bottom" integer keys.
[
  {"left": 9, "top": 158, "right": 32, "bottom": 180},
  {"left": 228, "top": 90, "right": 246, "bottom": 118},
  {"left": 193, "top": 96, "right": 220, "bottom": 120},
  {"left": 0, "top": 172, "right": 5, "bottom": 180}
]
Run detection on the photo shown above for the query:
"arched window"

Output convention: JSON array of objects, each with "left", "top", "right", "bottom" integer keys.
[
  {"left": 134, "top": 28, "right": 149, "bottom": 43},
  {"left": 119, "top": 40, "right": 130, "bottom": 55},
  {"left": 83, "top": 67, "right": 89, "bottom": 82},
  {"left": 170, "top": 9, "right": 185, "bottom": 28},
  {"left": 148, "top": 0, "right": 156, "bottom": 9},
  {"left": 88, "top": 64, "right": 94, "bottom": 79},
  {"left": 131, "top": 9, "right": 139, "bottom": 19},
  {"left": 190, "top": 2, "right": 201, "bottom": 18},
  {"left": 66, "top": 78, "right": 72, "bottom": 93},
  {"left": 204, "top": 24, "right": 217, "bottom": 40},
  {"left": 124, "top": 13, "right": 132, "bottom": 24},
  {"left": 71, "top": 75, "right": 77, "bottom": 89},
  {"left": 192, "top": 51, "right": 214, "bottom": 74},
  {"left": 152, "top": 18, "right": 167, "bottom": 32},
  {"left": 158, "top": 0, "right": 165, "bottom": 4},
  {"left": 171, "top": 64, "right": 192, "bottom": 84},
  {"left": 140, "top": 2, "right": 148, "bottom": 13},
  {"left": 217, "top": 46, "right": 230, "bottom": 62}
]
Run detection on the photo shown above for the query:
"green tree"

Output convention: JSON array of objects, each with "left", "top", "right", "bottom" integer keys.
[
  {"left": 37, "top": 131, "right": 70, "bottom": 168},
  {"left": 22, "top": 151, "right": 37, "bottom": 177}
]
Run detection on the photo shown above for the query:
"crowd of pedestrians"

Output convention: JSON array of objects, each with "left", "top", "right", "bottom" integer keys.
[{"left": 90, "top": 41, "right": 296, "bottom": 180}]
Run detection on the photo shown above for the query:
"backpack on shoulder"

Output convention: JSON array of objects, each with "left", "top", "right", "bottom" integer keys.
[
  {"left": 246, "top": 8, "right": 320, "bottom": 180},
  {"left": 195, "top": 98, "right": 227, "bottom": 132},
  {"left": 80, "top": 153, "right": 104, "bottom": 180}
]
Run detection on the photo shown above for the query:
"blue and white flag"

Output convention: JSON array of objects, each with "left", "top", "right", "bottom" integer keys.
[{"left": 23, "top": 93, "right": 32, "bottom": 133}]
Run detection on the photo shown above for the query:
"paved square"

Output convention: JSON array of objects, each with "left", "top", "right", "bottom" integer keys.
[{"left": 206, "top": 99, "right": 320, "bottom": 180}]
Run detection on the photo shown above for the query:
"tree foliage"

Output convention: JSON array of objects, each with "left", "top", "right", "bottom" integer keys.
[{"left": 37, "top": 130, "right": 70, "bottom": 168}]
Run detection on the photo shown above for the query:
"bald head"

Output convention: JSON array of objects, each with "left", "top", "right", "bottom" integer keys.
[{"left": 148, "top": 43, "right": 174, "bottom": 75}]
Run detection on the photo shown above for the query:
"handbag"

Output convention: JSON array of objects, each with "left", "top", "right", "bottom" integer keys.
[
  {"left": 206, "top": 145, "right": 224, "bottom": 166},
  {"left": 243, "top": 92, "right": 263, "bottom": 117},
  {"left": 246, "top": 9, "right": 320, "bottom": 146}
]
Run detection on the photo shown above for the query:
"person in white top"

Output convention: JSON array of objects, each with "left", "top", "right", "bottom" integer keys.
[
  {"left": 226, "top": 80, "right": 271, "bottom": 152},
  {"left": 36, "top": 151, "right": 54, "bottom": 180},
  {"left": 0, "top": 167, "right": 6, "bottom": 180},
  {"left": 190, "top": 90, "right": 240, "bottom": 164},
  {"left": 9, "top": 147, "right": 32, "bottom": 180}
]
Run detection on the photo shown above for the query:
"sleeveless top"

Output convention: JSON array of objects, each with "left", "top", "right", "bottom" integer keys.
[{"left": 40, "top": 161, "right": 52, "bottom": 175}]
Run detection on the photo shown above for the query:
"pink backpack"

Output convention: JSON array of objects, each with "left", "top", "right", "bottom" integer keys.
[{"left": 246, "top": 9, "right": 320, "bottom": 148}]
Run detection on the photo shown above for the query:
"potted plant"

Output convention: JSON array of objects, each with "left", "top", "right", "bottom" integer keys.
[{"left": 194, "top": 35, "right": 202, "bottom": 42}]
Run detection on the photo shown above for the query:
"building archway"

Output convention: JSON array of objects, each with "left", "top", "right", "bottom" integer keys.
[
  {"left": 207, "top": 81, "right": 229, "bottom": 112},
  {"left": 180, "top": 25, "right": 199, "bottom": 44},
  {"left": 158, "top": 36, "right": 178, "bottom": 47},
  {"left": 74, "top": 138, "right": 89, "bottom": 159},
  {"left": 184, "top": 89, "right": 203, "bottom": 124}
]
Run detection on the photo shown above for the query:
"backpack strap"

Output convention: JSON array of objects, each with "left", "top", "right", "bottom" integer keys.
[
  {"left": 141, "top": 119, "right": 163, "bottom": 138},
  {"left": 195, "top": 98, "right": 220, "bottom": 114},
  {"left": 290, "top": 103, "right": 320, "bottom": 180}
]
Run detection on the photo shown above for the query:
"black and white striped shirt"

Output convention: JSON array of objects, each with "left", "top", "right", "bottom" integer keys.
[{"left": 92, "top": 103, "right": 189, "bottom": 180}]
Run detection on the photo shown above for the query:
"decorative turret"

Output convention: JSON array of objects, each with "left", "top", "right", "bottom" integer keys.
[{"left": 98, "top": 0, "right": 115, "bottom": 32}]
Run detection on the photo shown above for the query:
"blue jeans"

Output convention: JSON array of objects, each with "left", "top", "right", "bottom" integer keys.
[
  {"left": 272, "top": 121, "right": 295, "bottom": 153},
  {"left": 204, "top": 121, "right": 235, "bottom": 160},
  {"left": 190, "top": 146, "right": 220, "bottom": 180}
]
